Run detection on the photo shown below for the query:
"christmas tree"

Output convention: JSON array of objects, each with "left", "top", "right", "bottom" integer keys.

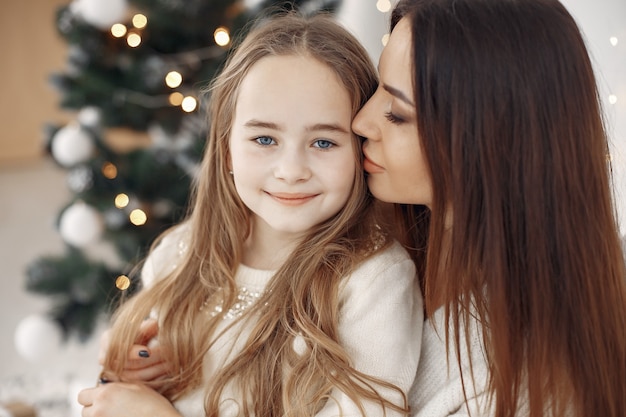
[{"left": 25, "top": 0, "right": 341, "bottom": 342}]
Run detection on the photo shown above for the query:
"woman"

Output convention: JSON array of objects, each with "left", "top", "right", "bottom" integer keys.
[{"left": 352, "top": 0, "right": 626, "bottom": 416}]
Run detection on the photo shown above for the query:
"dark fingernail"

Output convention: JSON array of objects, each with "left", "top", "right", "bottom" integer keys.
[
  {"left": 138, "top": 350, "right": 150, "bottom": 358},
  {"left": 99, "top": 376, "right": 110, "bottom": 384}
]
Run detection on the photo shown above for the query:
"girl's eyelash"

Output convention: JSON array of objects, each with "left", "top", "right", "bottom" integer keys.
[{"left": 384, "top": 111, "right": 404, "bottom": 124}]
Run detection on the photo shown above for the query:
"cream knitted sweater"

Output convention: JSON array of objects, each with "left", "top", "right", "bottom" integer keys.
[
  {"left": 408, "top": 307, "right": 491, "bottom": 417},
  {"left": 142, "top": 226, "right": 423, "bottom": 417}
]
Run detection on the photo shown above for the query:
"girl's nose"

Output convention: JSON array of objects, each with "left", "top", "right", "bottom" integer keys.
[{"left": 273, "top": 148, "right": 311, "bottom": 184}]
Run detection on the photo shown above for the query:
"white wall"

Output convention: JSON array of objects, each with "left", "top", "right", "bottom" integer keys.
[
  {"left": 338, "top": 0, "right": 626, "bottom": 233},
  {"left": 561, "top": 0, "right": 626, "bottom": 233}
]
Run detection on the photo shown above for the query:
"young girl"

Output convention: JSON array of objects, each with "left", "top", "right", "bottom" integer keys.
[
  {"left": 352, "top": 0, "right": 626, "bottom": 416},
  {"left": 78, "top": 12, "right": 422, "bottom": 417}
]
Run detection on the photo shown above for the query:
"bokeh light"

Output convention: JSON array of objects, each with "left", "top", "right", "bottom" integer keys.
[
  {"left": 115, "top": 275, "right": 131, "bottom": 290},
  {"left": 214, "top": 27, "right": 230, "bottom": 46},
  {"left": 102, "top": 162, "right": 118, "bottom": 179},
  {"left": 129, "top": 209, "right": 147, "bottom": 225}
]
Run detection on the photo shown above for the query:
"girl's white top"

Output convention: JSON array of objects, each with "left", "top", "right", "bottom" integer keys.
[{"left": 142, "top": 224, "right": 423, "bottom": 417}]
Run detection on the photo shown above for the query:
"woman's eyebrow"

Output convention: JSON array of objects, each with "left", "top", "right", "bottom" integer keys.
[{"left": 383, "top": 83, "right": 415, "bottom": 106}]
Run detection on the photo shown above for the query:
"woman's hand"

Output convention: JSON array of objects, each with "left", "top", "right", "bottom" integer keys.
[
  {"left": 78, "top": 381, "right": 181, "bottom": 417},
  {"left": 99, "top": 319, "right": 172, "bottom": 383}
]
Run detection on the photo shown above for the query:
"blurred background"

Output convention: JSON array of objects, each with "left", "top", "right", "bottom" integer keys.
[{"left": 0, "top": 0, "right": 623, "bottom": 416}]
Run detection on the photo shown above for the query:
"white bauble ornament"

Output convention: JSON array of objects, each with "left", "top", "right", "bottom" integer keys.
[
  {"left": 77, "top": 106, "right": 101, "bottom": 128},
  {"left": 244, "top": 0, "right": 264, "bottom": 10},
  {"left": 51, "top": 124, "right": 95, "bottom": 167},
  {"left": 59, "top": 202, "right": 104, "bottom": 247},
  {"left": 14, "top": 314, "right": 63, "bottom": 363},
  {"left": 72, "top": 0, "right": 129, "bottom": 30}
]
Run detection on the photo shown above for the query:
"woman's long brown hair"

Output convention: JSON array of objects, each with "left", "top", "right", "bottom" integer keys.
[
  {"left": 393, "top": 0, "right": 626, "bottom": 416},
  {"left": 104, "top": 11, "right": 409, "bottom": 417}
]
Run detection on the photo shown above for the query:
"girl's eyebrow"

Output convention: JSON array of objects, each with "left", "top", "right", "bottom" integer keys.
[
  {"left": 382, "top": 83, "right": 415, "bottom": 107},
  {"left": 243, "top": 119, "right": 349, "bottom": 134},
  {"left": 243, "top": 119, "right": 280, "bottom": 130},
  {"left": 305, "top": 123, "right": 349, "bottom": 134}
]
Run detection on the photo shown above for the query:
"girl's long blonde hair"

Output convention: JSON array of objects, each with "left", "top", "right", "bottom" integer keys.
[
  {"left": 105, "top": 11, "right": 407, "bottom": 416},
  {"left": 393, "top": 0, "right": 626, "bottom": 416}
]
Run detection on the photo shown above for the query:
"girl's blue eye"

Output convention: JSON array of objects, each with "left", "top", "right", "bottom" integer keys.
[
  {"left": 255, "top": 136, "right": 275, "bottom": 146},
  {"left": 313, "top": 139, "right": 334, "bottom": 149}
]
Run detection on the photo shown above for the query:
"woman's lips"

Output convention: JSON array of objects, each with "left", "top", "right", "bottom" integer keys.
[{"left": 363, "top": 156, "right": 384, "bottom": 173}]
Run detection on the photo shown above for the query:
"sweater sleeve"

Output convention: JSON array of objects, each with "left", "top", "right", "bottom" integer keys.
[{"left": 315, "top": 241, "right": 423, "bottom": 417}]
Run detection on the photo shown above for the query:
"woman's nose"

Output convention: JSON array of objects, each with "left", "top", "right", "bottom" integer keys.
[{"left": 352, "top": 98, "right": 375, "bottom": 141}]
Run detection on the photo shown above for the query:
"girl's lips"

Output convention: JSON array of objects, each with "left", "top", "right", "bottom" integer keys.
[
  {"left": 266, "top": 192, "right": 318, "bottom": 206},
  {"left": 363, "top": 156, "right": 385, "bottom": 173}
]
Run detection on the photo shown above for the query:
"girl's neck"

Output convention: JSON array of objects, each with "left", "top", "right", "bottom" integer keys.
[{"left": 242, "top": 222, "right": 304, "bottom": 270}]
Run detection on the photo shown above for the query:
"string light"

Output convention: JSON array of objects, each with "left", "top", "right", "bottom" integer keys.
[
  {"left": 169, "top": 92, "right": 184, "bottom": 106},
  {"left": 181, "top": 96, "right": 198, "bottom": 112},
  {"left": 165, "top": 71, "right": 183, "bottom": 88},
  {"left": 376, "top": 0, "right": 392, "bottom": 13},
  {"left": 102, "top": 162, "right": 118, "bottom": 179},
  {"left": 609, "top": 94, "right": 618, "bottom": 105},
  {"left": 111, "top": 23, "right": 127, "bottom": 38},
  {"left": 115, "top": 275, "right": 131, "bottom": 290},
  {"left": 114, "top": 193, "right": 129, "bottom": 208},
  {"left": 129, "top": 208, "right": 147, "bottom": 225},
  {"left": 381, "top": 33, "right": 390, "bottom": 46},
  {"left": 214, "top": 27, "right": 230, "bottom": 46},
  {"left": 127, "top": 33, "right": 142, "bottom": 47},
  {"left": 610, "top": 36, "right": 618, "bottom": 46},
  {"left": 132, "top": 14, "right": 148, "bottom": 29}
]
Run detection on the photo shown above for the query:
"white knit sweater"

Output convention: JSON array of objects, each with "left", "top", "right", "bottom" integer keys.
[
  {"left": 142, "top": 226, "right": 423, "bottom": 417},
  {"left": 408, "top": 308, "right": 491, "bottom": 417}
]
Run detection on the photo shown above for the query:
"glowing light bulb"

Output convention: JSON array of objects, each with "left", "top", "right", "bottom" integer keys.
[
  {"left": 111, "top": 23, "right": 127, "bottom": 38},
  {"left": 181, "top": 96, "right": 198, "bottom": 112},
  {"left": 114, "top": 193, "right": 129, "bottom": 208},
  {"left": 169, "top": 92, "right": 184, "bottom": 106},
  {"left": 102, "top": 162, "right": 118, "bottom": 179},
  {"left": 127, "top": 33, "right": 142, "bottom": 47},
  {"left": 382, "top": 33, "right": 390, "bottom": 46},
  {"left": 376, "top": 0, "right": 392, "bottom": 13},
  {"left": 130, "top": 209, "right": 147, "bottom": 226},
  {"left": 610, "top": 36, "right": 618, "bottom": 46},
  {"left": 609, "top": 94, "right": 618, "bottom": 104},
  {"left": 214, "top": 27, "right": 230, "bottom": 46},
  {"left": 132, "top": 14, "right": 147, "bottom": 29},
  {"left": 165, "top": 71, "right": 183, "bottom": 88},
  {"left": 116, "top": 275, "right": 131, "bottom": 290}
]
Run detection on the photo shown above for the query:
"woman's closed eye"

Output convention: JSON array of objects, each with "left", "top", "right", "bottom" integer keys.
[
  {"left": 384, "top": 111, "right": 405, "bottom": 125},
  {"left": 255, "top": 136, "right": 276, "bottom": 146}
]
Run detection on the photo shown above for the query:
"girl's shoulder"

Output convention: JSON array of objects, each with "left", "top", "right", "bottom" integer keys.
[
  {"left": 140, "top": 221, "right": 191, "bottom": 288},
  {"left": 357, "top": 239, "right": 414, "bottom": 272},
  {"left": 342, "top": 239, "right": 417, "bottom": 295}
]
